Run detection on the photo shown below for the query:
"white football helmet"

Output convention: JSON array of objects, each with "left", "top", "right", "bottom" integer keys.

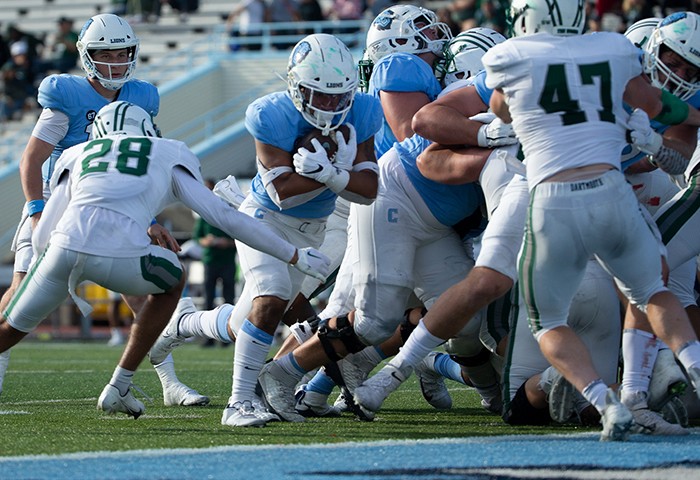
[
  {"left": 287, "top": 34, "right": 358, "bottom": 135},
  {"left": 509, "top": 0, "right": 586, "bottom": 37},
  {"left": 365, "top": 4, "right": 452, "bottom": 64},
  {"left": 438, "top": 27, "right": 507, "bottom": 86},
  {"left": 624, "top": 17, "right": 661, "bottom": 49},
  {"left": 644, "top": 12, "right": 700, "bottom": 101},
  {"left": 77, "top": 14, "right": 139, "bottom": 91},
  {"left": 92, "top": 101, "right": 157, "bottom": 138}
]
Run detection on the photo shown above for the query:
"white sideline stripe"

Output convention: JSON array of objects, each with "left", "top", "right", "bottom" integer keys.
[
  {"left": 0, "top": 410, "right": 30, "bottom": 415},
  {"left": 2, "top": 397, "right": 97, "bottom": 405}
]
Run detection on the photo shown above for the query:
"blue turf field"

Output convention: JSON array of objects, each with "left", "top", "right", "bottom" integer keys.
[{"left": 2, "top": 431, "right": 700, "bottom": 479}]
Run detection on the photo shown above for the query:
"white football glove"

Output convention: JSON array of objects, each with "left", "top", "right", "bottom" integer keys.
[
  {"left": 213, "top": 175, "right": 246, "bottom": 209},
  {"left": 334, "top": 124, "right": 357, "bottom": 172},
  {"left": 627, "top": 108, "right": 663, "bottom": 156},
  {"left": 470, "top": 112, "right": 517, "bottom": 148},
  {"left": 293, "top": 139, "right": 350, "bottom": 193},
  {"left": 293, "top": 247, "right": 331, "bottom": 282}
]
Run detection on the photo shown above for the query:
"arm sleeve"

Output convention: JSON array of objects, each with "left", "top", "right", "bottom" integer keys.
[{"left": 172, "top": 167, "right": 296, "bottom": 263}]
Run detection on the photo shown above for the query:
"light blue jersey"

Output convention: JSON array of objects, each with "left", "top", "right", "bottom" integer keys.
[
  {"left": 395, "top": 134, "right": 482, "bottom": 227},
  {"left": 471, "top": 70, "right": 492, "bottom": 107},
  {"left": 368, "top": 53, "right": 442, "bottom": 157},
  {"left": 38, "top": 74, "right": 159, "bottom": 183},
  {"left": 245, "top": 91, "right": 383, "bottom": 219}
]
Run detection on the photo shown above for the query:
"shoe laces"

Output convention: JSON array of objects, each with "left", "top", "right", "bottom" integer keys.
[{"left": 129, "top": 383, "right": 154, "bottom": 404}]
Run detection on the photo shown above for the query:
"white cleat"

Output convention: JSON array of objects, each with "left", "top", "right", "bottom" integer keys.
[
  {"left": 332, "top": 353, "right": 378, "bottom": 412},
  {"left": 295, "top": 385, "right": 342, "bottom": 417},
  {"left": 414, "top": 352, "right": 452, "bottom": 410},
  {"left": 599, "top": 389, "right": 633, "bottom": 442},
  {"left": 149, "top": 297, "right": 196, "bottom": 365},
  {"left": 97, "top": 384, "right": 145, "bottom": 419},
  {"left": 648, "top": 348, "right": 688, "bottom": 412},
  {"left": 163, "top": 381, "right": 210, "bottom": 407},
  {"left": 221, "top": 399, "right": 268, "bottom": 428},
  {"left": 353, "top": 364, "right": 408, "bottom": 413},
  {"left": 548, "top": 369, "right": 576, "bottom": 423},
  {"left": 258, "top": 362, "right": 305, "bottom": 423},
  {"left": 630, "top": 407, "right": 689, "bottom": 436}
]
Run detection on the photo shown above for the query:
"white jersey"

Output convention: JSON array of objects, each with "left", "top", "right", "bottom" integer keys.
[
  {"left": 483, "top": 32, "right": 641, "bottom": 188},
  {"left": 48, "top": 136, "right": 201, "bottom": 257}
]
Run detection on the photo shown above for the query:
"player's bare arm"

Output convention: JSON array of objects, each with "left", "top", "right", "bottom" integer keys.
[
  {"left": 412, "top": 86, "right": 487, "bottom": 145},
  {"left": 255, "top": 139, "right": 325, "bottom": 199},
  {"left": 380, "top": 90, "right": 431, "bottom": 142},
  {"left": 489, "top": 89, "right": 512, "bottom": 124},
  {"left": 19, "top": 136, "right": 55, "bottom": 226},
  {"left": 417, "top": 143, "right": 490, "bottom": 184}
]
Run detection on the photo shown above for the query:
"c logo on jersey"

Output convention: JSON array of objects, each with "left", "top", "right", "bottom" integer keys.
[
  {"left": 254, "top": 208, "right": 266, "bottom": 219},
  {"left": 387, "top": 208, "right": 398, "bottom": 223},
  {"left": 290, "top": 42, "right": 311, "bottom": 67}
]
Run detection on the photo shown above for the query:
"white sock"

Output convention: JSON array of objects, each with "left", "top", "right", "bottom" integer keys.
[
  {"left": 231, "top": 319, "right": 272, "bottom": 403},
  {"left": 582, "top": 379, "right": 608, "bottom": 415},
  {"left": 179, "top": 304, "right": 234, "bottom": 342},
  {"left": 677, "top": 340, "right": 700, "bottom": 371},
  {"left": 109, "top": 366, "right": 135, "bottom": 396},
  {"left": 276, "top": 352, "right": 306, "bottom": 381},
  {"left": 390, "top": 319, "right": 445, "bottom": 371},
  {"left": 620, "top": 328, "right": 658, "bottom": 406},
  {"left": 153, "top": 354, "right": 180, "bottom": 388}
]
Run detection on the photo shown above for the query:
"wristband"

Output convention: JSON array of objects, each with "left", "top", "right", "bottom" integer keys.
[
  {"left": 653, "top": 90, "right": 690, "bottom": 125},
  {"left": 26, "top": 199, "right": 45, "bottom": 217},
  {"left": 325, "top": 168, "right": 350, "bottom": 194}
]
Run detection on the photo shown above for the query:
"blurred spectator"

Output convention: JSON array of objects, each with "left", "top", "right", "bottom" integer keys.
[
  {"left": 449, "top": 0, "right": 478, "bottom": 31},
  {"left": 473, "top": 0, "right": 507, "bottom": 34},
  {"left": 298, "top": 0, "right": 325, "bottom": 23},
  {"left": 0, "top": 27, "right": 10, "bottom": 69},
  {"left": 1, "top": 41, "right": 36, "bottom": 121},
  {"left": 266, "top": 0, "right": 300, "bottom": 49},
  {"left": 165, "top": 0, "right": 200, "bottom": 23},
  {"left": 367, "top": 0, "right": 393, "bottom": 17},
  {"left": 326, "top": 0, "right": 364, "bottom": 41},
  {"left": 44, "top": 17, "right": 79, "bottom": 73},
  {"left": 621, "top": 0, "right": 655, "bottom": 26},
  {"left": 106, "top": 290, "right": 130, "bottom": 347},
  {"left": 226, "top": 0, "right": 266, "bottom": 51},
  {"left": 6, "top": 24, "right": 44, "bottom": 66}
]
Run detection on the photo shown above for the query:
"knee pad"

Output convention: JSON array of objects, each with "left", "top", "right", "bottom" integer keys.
[
  {"left": 450, "top": 347, "right": 492, "bottom": 367},
  {"left": 502, "top": 382, "right": 551, "bottom": 426},
  {"left": 317, "top": 316, "right": 367, "bottom": 362}
]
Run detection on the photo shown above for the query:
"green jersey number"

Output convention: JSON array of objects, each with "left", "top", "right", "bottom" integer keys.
[
  {"left": 80, "top": 138, "right": 153, "bottom": 177},
  {"left": 538, "top": 62, "right": 615, "bottom": 126}
]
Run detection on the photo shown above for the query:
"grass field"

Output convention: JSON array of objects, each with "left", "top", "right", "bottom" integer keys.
[{"left": 0, "top": 340, "right": 599, "bottom": 458}]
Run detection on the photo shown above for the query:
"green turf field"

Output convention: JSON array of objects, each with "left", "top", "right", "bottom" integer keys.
[{"left": 0, "top": 341, "right": 597, "bottom": 457}]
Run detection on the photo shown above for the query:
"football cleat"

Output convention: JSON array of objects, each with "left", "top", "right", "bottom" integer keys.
[
  {"left": 332, "top": 352, "right": 379, "bottom": 412},
  {"left": 630, "top": 407, "right": 689, "bottom": 436},
  {"left": 163, "top": 381, "right": 210, "bottom": 407},
  {"left": 221, "top": 399, "right": 268, "bottom": 428},
  {"left": 97, "top": 384, "right": 145, "bottom": 419},
  {"left": 149, "top": 297, "right": 196, "bottom": 365},
  {"left": 258, "top": 362, "right": 305, "bottom": 423},
  {"left": 294, "top": 385, "right": 341, "bottom": 417},
  {"left": 414, "top": 352, "right": 452, "bottom": 410},
  {"left": 547, "top": 369, "right": 576, "bottom": 423},
  {"left": 354, "top": 364, "right": 409, "bottom": 413},
  {"left": 599, "top": 389, "right": 634, "bottom": 442},
  {"left": 648, "top": 348, "right": 688, "bottom": 413}
]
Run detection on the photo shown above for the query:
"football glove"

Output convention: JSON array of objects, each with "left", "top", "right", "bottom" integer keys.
[
  {"left": 293, "top": 247, "right": 331, "bottom": 282},
  {"left": 627, "top": 108, "right": 663, "bottom": 156},
  {"left": 293, "top": 139, "right": 349, "bottom": 193},
  {"left": 334, "top": 124, "right": 357, "bottom": 172},
  {"left": 471, "top": 112, "right": 517, "bottom": 148}
]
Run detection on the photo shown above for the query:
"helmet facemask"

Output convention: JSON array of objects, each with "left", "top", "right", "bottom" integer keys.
[
  {"left": 83, "top": 46, "right": 138, "bottom": 91},
  {"left": 644, "top": 12, "right": 700, "bottom": 101}
]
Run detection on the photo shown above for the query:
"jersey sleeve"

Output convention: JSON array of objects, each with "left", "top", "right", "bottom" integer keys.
[
  {"left": 245, "top": 94, "right": 299, "bottom": 150},
  {"left": 37, "top": 75, "right": 74, "bottom": 113},
  {"left": 370, "top": 53, "right": 438, "bottom": 94},
  {"left": 346, "top": 94, "right": 383, "bottom": 144},
  {"left": 482, "top": 42, "right": 521, "bottom": 91}
]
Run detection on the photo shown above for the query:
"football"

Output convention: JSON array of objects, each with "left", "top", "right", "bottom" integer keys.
[{"left": 294, "top": 124, "right": 351, "bottom": 163}]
